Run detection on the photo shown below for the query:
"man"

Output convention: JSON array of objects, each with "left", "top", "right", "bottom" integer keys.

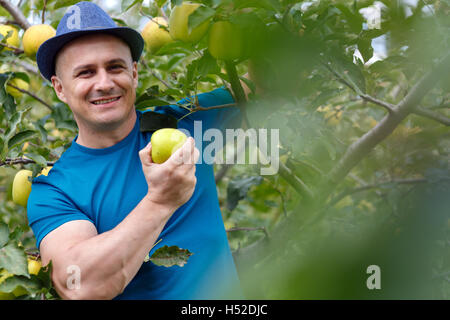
[{"left": 27, "top": 1, "right": 244, "bottom": 300}]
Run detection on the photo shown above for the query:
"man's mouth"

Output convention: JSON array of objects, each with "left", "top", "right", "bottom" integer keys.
[{"left": 91, "top": 96, "right": 121, "bottom": 105}]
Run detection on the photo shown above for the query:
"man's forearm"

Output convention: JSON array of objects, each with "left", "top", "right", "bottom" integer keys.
[{"left": 54, "top": 196, "right": 175, "bottom": 299}]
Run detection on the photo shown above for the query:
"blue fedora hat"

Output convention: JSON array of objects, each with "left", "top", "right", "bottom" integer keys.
[{"left": 37, "top": 1, "right": 144, "bottom": 81}]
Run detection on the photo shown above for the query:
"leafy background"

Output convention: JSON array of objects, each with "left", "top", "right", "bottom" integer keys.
[{"left": 0, "top": 0, "right": 449, "bottom": 299}]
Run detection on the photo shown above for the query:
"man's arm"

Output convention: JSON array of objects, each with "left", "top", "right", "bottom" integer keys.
[{"left": 40, "top": 138, "right": 199, "bottom": 300}]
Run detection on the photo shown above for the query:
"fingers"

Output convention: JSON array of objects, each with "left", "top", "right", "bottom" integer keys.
[
  {"left": 139, "top": 141, "right": 153, "bottom": 166},
  {"left": 140, "top": 137, "right": 199, "bottom": 170},
  {"left": 170, "top": 137, "right": 198, "bottom": 166},
  {"left": 193, "top": 147, "right": 200, "bottom": 164}
]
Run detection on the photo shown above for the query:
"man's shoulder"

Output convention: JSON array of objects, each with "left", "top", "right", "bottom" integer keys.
[{"left": 146, "top": 87, "right": 236, "bottom": 124}]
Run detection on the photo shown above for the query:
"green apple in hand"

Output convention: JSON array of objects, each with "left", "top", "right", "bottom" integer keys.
[{"left": 151, "top": 128, "right": 188, "bottom": 164}]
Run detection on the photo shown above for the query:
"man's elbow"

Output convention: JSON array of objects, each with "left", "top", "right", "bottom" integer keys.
[
  {"left": 56, "top": 282, "right": 122, "bottom": 300},
  {"left": 53, "top": 270, "right": 124, "bottom": 300}
]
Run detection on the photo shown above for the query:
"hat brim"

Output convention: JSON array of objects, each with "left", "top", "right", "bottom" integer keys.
[{"left": 37, "top": 26, "right": 144, "bottom": 81}]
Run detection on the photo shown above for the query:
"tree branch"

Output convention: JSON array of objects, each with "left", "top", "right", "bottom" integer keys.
[
  {"left": 359, "top": 93, "right": 396, "bottom": 113},
  {"left": 7, "top": 83, "right": 53, "bottom": 111},
  {"left": 223, "top": 60, "right": 250, "bottom": 129},
  {"left": 226, "top": 226, "right": 269, "bottom": 238},
  {"left": 279, "top": 160, "right": 314, "bottom": 200},
  {"left": 326, "top": 52, "right": 450, "bottom": 187},
  {"left": 41, "top": 0, "right": 47, "bottom": 24},
  {"left": 193, "top": 102, "right": 237, "bottom": 111},
  {"left": 0, "top": 42, "right": 23, "bottom": 54},
  {"left": 413, "top": 106, "right": 450, "bottom": 126},
  {"left": 328, "top": 177, "right": 428, "bottom": 207},
  {"left": 140, "top": 57, "right": 174, "bottom": 90},
  {"left": 0, "top": 157, "right": 55, "bottom": 167},
  {"left": 0, "top": 18, "right": 20, "bottom": 27},
  {"left": 0, "top": 0, "right": 30, "bottom": 30},
  {"left": 322, "top": 61, "right": 396, "bottom": 113},
  {"left": 234, "top": 52, "right": 450, "bottom": 270}
]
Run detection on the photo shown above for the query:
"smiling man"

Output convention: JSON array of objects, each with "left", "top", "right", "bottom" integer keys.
[
  {"left": 52, "top": 34, "right": 139, "bottom": 148},
  {"left": 27, "top": 1, "right": 244, "bottom": 300}
]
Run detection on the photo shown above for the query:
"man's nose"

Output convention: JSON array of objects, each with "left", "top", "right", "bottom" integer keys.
[{"left": 94, "top": 68, "right": 115, "bottom": 92}]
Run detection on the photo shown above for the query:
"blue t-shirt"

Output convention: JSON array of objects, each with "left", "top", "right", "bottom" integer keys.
[{"left": 27, "top": 87, "right": 244, "bottom": 299}]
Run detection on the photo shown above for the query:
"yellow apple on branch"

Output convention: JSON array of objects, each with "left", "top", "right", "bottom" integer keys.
[
  {"left": 27, "top": 258, "right": 42, "bottom": 276},
  {"left": 169, "top": 2, "right": 210, "bottom": 43},
  {"left": 5, "top": 77, "right": 29, "bottom": 99},
  {"left": 141, "top": 17, "right": 173, "bottom": 55},
  {"left": 0, "top": 25, "right": 20, "bottom": 50},
  {"left": 12, "top": 166, "right": 52, "bottom": 207},
  {"left": 22, "top": 24, "right": 56, "bottom": 58}
]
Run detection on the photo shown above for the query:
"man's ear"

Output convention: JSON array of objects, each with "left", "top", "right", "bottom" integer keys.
[
  {"left": 132, "top": 61, "right": 138, "bottom": 89},
  {"left": 51, "top": 75, "right": 67, "bottom": 103}
]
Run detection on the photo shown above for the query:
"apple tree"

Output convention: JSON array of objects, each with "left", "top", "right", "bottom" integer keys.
[{"left": 1, "top": 0, "right": 449, "bottom": 299}]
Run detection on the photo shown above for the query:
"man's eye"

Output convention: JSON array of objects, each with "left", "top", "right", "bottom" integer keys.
[
  {"left": 110, "top": 65, "right": 123, "bottom": 71},
  {"left": 78, "top": 70, "right": 93, "bottom": 77}
]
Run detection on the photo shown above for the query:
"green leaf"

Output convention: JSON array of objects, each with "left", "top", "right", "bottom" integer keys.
[
  {"left": 335, "top": 3, "right": 363, "bottom": 33},
  {"left": 112, "top": 18, "right": 128, "bottom": 27},
  {"left": 4, "top": 107, "right": 32, "bottom": 146},
  {"left": 187, "top": 5, "right": 214, "bottom": 33},
  {"left": 155, "top": 0, "right": 167, "bottom": 7},
  {"left": 0, "top": 275, "right": 41, "bottom": 295},
  {"left": 226, "top": 176, "right": 263, "bottom": 211},
  {"left": 0, "top": 73, "right": 17, "bottom": 120},
  {"left": 0, "top": 242, "right": 29, "bottom": 277},
  {"left": 8, "top": 226, "right": 24, "bottom": 244},
  {"left": 23, "top": 153, "right": 47, "bottom": 168},
  {"left": 196, "top": 51, "right": 220, "bottom": 76},
  {"left": 11, "top": 72, "right": 30, "bottom": 84},
  {"left": 171, "top": 0, "right": 183, "bottom": 7},
  {"left": 136, "top": 98, "right": 176, "bottom": 109},
  {"left": 234, "top": 0, "right": 280, "bottom": 11},
  {"left": 51, "top": 0, "right": 79, "bottom": 10},
  {"left": 0, "top": 222, "right": 9, "bottom": 248},
  {"left": 7, "top": 130, "right": 37, "bottom": 150},
  {"left": 357, "top": 38, "right": 373, "bottom": 63},
  {"left": 327, "top": 52, "right": 366, "bottom": 94},
  {"left": 153, "top": 40, "right": 193, "bottom": 55},
  {"left": 148, "top": 245, "right": 193, "bottom": 267},
  {"left": 122, "top": 0, "right": 143, "bottom": 12},
  {"left": 33, "top": 121, "right": 48, "bottom": 144}
]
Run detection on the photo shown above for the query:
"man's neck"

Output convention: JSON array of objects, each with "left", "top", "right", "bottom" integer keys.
[{"left": 75, "top": 110, "right": 137, "bottom": 149}]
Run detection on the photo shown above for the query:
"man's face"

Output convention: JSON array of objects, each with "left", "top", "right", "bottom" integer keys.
[{"left": 51, "top": 33, "right": 138, "bottom": 132}]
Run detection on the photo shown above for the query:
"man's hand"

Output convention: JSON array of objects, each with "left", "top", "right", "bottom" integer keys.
[{"left": 139, "top": 137, "right": 200, "bottom": 211}]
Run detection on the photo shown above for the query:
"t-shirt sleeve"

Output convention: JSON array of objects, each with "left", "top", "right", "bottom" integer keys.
[
  {"left": 154, "top": 86, "right": 242, "bottom": 132},
  {"left": 27, "top": 178, "right": 94, "bottom": 250}
]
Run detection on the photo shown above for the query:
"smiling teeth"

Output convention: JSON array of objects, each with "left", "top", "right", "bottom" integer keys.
[{"left": 93, "top": 97, "right": 119, "bottom": 105}]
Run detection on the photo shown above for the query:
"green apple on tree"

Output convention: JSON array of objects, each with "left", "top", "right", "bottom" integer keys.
[
  {"left": 141, "top": 17, "right": 174, "bottom": 55},
  {"left": 169, "top": 2, "right": 210, "bottom": 43},
  {"left": 151, "top": 128, "right": 187, "bottom": 164},
  {"left": 208, "top": 20, "right": 243, "bottom": 61}
]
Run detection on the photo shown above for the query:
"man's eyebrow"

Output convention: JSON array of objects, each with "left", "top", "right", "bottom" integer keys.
[{"left": 106, "top": 58, "right": 128, "bottom": 65}]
